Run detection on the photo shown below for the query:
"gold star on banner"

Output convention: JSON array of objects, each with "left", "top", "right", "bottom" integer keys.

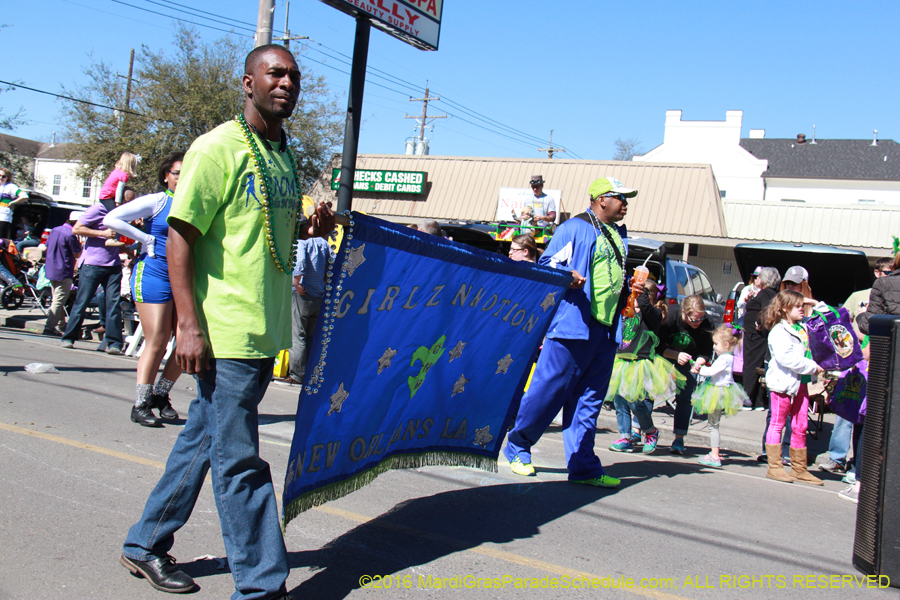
[
  {"left": 473, "top": 425, "right": 494, "bottom": 448},
  {"left": 346, "top": 243, "right": 366, "bottom": 276},
  {"left": 451, "top": 374, "right": 469, "bottom": 397},
  {"left": 448, "top": 341, "right": 466, "bottom": 362},
  {"left": 377, "top": 348, "right": 398, "bottom": 374},
  {"left": 541, "top": 291, "right": 557, "bottom": 312},
  {"left": 496, "top": 354, "right": 514, "bottom": 374},
  {"left": 327, "top": 383, "right": 349, "bottom": 416}
]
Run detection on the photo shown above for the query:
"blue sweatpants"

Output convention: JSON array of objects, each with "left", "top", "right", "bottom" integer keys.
[{"left": 504, "top": 321, "right": 618, "bottom": 480}]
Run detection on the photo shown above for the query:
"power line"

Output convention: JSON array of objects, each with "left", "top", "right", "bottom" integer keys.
[
  {"left": 0, "top": 80, "right": 145, "bottom": 117},
  {"left": 138, "top": 0, "right": 257, "bottom": 34},
  {"left": 108, "top": 0, "right": 253, "bottom": 37},
  {"left": 303, "top": 41, "right": 570, "bottom": 154},
  {"left": 95, "top": 3, "right": 577, "bottom": 157},
  {"left": 146, "top": 0, "right": 270, "bottom": 32}
]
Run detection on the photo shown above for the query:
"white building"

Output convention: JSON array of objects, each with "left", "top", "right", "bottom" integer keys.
[
  {"left": 635, "top": 110, "right": 767, "bottom": 201},
  {"left": 33, "top": 143, "right": 100, "bottom": 207},
  {"left": 0, "top": 133, "right": 98, "bottom": 207},
  {"left": 634, "top": 110, "right": 900, "bottom": 257}
]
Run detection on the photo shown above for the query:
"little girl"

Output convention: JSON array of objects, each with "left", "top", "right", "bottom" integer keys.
[
  {"left": 99, "top": 152, "right": 139, "bottom": 206},
  {"left": 691, "top": 324, "right": 749, "bottom": 467},
  {"left": 761, "top": 290, "right": 824, "bottom": 484},
  {"left": 607, "top": 279, "right": 685, "bottom": 454}
]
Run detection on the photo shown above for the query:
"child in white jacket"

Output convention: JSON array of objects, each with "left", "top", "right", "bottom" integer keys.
[{"left": 761, "top": 290, "right": 824, "bottom": 485}]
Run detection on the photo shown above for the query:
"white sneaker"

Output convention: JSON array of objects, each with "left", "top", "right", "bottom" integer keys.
[{"left": 838, "top": 483, "right": 860, "bottom": 504}]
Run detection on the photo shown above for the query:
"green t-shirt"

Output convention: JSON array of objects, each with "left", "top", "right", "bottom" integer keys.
[
  {"left": 168, "top": 120, "right": 300, "bottom": 359},
  {"left": 590, "top": 222, "right": 625, "bottom": 326}
]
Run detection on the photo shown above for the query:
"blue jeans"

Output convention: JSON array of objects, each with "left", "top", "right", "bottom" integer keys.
[
  {"left": 504, "top": 320, "right": 618, "bottom": 480},
  {"left": 123, "top": 357, "right": 287, "bottom": 600},
  {"left": 614, "top": 395, "right": 655, "bottom": 435},
  {"left": 0, "top": 260, "right": 18, "bottom": 287},
  {"left": 828, "top": 415, "right": 853, "bottom": 464},
  {"left": 62, "top": 264, "right": 123, "bottom": 348},
  {"left": 673, "top": 364, "right": 696, "bottom": 436}
]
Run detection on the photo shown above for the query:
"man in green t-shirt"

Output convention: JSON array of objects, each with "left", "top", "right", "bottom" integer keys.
[{"left": 121, "top": 44, "right": 334, "bottom": 598}]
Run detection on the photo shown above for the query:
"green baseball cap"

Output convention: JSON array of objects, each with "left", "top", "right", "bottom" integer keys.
[{"left": 589, "top": 177, "right": 638, "bottom": 199}]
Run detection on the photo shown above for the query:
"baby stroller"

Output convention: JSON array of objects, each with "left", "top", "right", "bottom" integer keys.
[{"left": 0, "top": 239, "right": 49, "bottom": 313}]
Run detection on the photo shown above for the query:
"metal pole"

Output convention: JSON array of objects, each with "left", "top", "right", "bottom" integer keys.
[
  {"left": 336, "top": 17, "right": 370, "bottom": 214},
  {"left": 255, "top": 0, "right": 275, "bottom": 47},
  {"left": 283, "top": 2, "right": 291, "bottom": 49}
]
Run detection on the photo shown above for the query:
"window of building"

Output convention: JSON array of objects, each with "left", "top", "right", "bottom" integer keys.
[
  {"left": 52, "top": 174, "right": 61, "bottom": 196},
  {"left": 720, "top": 190, "right": 726, "bottom": 198},
  {"left": 858, "top": 199, "right": 877, "bottom": 204},
  {"left": 82, "top": 179, "right": 92, "bottom": 198}
]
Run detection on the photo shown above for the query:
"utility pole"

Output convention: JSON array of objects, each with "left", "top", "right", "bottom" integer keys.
[
  {"left": 538, "top": 130, "right": 565, "bottom": 158},
  {"left": 124, "top": 49, "right": 135, "bottom": 110},
  {"left": 273, "top": 2, "right": 308, "bottom": 49},
  {"left": 405, "top": 83, "right": 446, "bottom": 146},
  {"left": 336, "top": 17, "right": 371, "bottom": 214},
  {"left": 255, "top": 0, "right": 275, "bottom": 47}
]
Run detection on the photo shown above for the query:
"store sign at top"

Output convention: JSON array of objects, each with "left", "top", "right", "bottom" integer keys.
[{"left": 318, "top": 0, "right": 442, "bottom": 51}]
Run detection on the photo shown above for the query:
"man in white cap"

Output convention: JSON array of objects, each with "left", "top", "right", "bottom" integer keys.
[
  {"left": 42, "top": 211, "right": 83, "bottom": 336},
  {"left": 504, "top": 176, "right": 638, "bottom": 487}
]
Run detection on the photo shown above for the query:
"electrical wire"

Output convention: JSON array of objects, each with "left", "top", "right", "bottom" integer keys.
[
  {"left": 0, "top": 80, "right": 145, "bottom": 117},
  {"left": 108, "top": 0, "right": 252, "bottom": 37},
  {"left": 100, "top": 1, "right": 582, "bottom": 157}
]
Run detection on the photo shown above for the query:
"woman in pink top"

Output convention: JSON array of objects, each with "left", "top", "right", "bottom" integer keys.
[{"left": 99, "top": 152, "right": 138, "bottom": 205}]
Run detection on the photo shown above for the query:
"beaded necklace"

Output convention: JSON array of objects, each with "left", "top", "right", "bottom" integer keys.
[
  {"left": 587, "top": 208, "right": 626, "bottom": 294},
  {"left": 235, "top": 113, "right": 305, "bottom": 274}
]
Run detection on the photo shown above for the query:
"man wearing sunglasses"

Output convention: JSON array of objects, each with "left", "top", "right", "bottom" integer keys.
[
  {"left": 515, "top": 175, "right": 556, "bottom": 225},
  {"left": 504, "top": 176, "right": 638, "bottom": 488}
]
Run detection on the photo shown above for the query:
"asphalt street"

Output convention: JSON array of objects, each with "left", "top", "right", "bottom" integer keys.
[{"left": 0, "top": 327, "right": 893, "bottom": 600}]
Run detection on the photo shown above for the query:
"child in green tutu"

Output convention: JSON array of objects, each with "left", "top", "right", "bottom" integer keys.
[
  {"left": 607, "top": 279, "right": 686, "bottom": 454},
  {"left": 692, "top": 324, "right": 749, "bottom": 467}
]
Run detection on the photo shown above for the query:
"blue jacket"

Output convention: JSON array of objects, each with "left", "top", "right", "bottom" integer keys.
[{"left": 539, "top": 210, "right": 628, "bottom": 340}]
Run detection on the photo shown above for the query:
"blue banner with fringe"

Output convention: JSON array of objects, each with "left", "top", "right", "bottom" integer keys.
[{"left": 282, "top": 213, "right": 570, "bottom": 528}]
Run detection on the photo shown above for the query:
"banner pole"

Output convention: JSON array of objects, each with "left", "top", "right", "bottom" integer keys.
[{"left": 336, "top": 17, "right": 370, "bottom": 214}]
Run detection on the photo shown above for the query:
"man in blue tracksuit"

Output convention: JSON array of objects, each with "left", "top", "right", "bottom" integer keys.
[{"left": 504, "top": 177, "right": 639, "bottom": 487}]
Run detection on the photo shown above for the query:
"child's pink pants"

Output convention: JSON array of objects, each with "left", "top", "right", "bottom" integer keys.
[{"left": 766, "top": 384, "right": 809, "bottom": 448}]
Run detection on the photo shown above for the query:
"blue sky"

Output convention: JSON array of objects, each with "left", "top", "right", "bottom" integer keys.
[{"left": 2, "top": 1, "right": 897, "bottom": 160}]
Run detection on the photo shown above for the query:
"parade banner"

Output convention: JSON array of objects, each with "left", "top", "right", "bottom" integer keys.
[{"left": 282, "top": 213, "right": 570, "bottom": 527}]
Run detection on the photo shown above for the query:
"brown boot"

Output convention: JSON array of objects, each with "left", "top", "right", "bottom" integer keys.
[
  {"left": 765, "top": 444, "right": 793, "bottom": 483},
  {"left": 790, "top": 447, "right": 823, "bottom": 485}
]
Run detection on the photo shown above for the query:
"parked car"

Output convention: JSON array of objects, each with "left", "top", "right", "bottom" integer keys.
[
  {"left": 10, "top": 191, "right": 86, "bottom": 240},
  {"left": 626, "top": 237, "right": 726, "bottom": 325}
]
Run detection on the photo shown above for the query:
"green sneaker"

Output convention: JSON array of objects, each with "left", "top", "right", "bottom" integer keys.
[
  {"left": 509, "top": 456, "right": 535, "bottom": 477},
  {"left": 569, "top": 475, "right": 620, "bottom": 488}
]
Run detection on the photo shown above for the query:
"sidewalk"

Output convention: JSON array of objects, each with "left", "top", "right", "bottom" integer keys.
[
  {"left": 594, "top": 399, "right": 835, "bottom": 461},
  {"left": 0, "top": 306, "right": 104, "bottom": 338}
]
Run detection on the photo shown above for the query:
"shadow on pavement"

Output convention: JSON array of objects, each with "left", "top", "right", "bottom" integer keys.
[{"left": 281, "top": 480, "right": 619, "bottom": 599}]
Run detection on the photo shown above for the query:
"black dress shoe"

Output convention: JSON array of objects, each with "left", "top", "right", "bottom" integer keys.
[
  {"left": 131, "top": 405, "right": 163, "bottom": 427},
  {"left": 152, "top": 393, "right": 179, "bottom": 420},
  {"left": 120, "top": 554, "right": 197, "bottom": 593}
]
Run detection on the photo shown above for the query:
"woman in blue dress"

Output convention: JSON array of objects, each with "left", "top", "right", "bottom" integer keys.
[{"left": 104, "top": 152, "right": 184, "bottom": 427}]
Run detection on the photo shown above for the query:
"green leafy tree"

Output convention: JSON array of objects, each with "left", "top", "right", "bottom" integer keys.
[{"left": 61, "top": 25, "right": 343, "bottom": 194}]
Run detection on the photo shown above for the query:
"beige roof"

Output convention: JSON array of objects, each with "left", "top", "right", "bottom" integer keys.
[
  {"left": 310, "top": 155, "right": 728, "bottom": 243},
  {"left": 723, "top": 200, "right": 899, "bottom": 252}
]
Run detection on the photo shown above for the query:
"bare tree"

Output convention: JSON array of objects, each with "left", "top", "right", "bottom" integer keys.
[{"left": 613, "top": 138, "right": 643, "bottom": 161}]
